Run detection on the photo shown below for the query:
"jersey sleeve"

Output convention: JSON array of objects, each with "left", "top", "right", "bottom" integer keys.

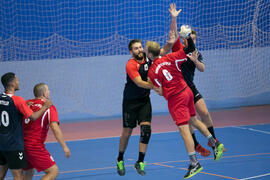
[
  {"left": 198, "top": 51, "right": 203, "bottom": 63},
  {"left": 126, "top": 60, "right": 140, "bottom": 80},
  {"left": 49, "top": 105, "right": 59, "bottom": 124},
  {"left": 172, "top": 37, "right": 184, "bottom": 52},
  {"left": 12, "top": 96, "right": 33, "bottom": 118},
  {"left": 148, "top": 67, "right": 161, "bottom": 87}
]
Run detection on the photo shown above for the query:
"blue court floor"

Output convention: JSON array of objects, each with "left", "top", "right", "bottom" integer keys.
[{"left": 5, "top": 123, "right": 270, "bottom": 180}]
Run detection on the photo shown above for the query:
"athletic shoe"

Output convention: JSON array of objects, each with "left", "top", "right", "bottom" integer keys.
[
  {"left": 184, "top": 163, "right": 203, "bottom": 179},
  {"left": 208, "top": 138, "right": 226, "bottom": 152},
  {"left": 195, "top": 144, "right": 211, "bottom": 157},
  {"left": 134, "top": 162, "right": 146, "bottom": 175},
  {"left": 116, "top": 160, "right": 125, "bottom": 176},
  {"left": 213, "top": 141, "right": 224, "bottom": 161}
]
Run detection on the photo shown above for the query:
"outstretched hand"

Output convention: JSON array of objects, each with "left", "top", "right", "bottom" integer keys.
[
  {"left": 186, "top": 49, "right": 199, "bottom": 63},
  {"left": 169, "top": 3, "right": 182, "bottom": 18}
]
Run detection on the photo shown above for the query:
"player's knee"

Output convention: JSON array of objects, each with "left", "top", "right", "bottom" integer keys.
[
  {"left": 199, "top": 109, "right": 210, "bottom": 119},
  {"left": 45, "top": 164, "right": 59, "bottom": 178},
  {"left": 52, "top": 165, "right": 59, "bottom": 177},
  {"left": 140, "top": 125, "right": 151, "bottom": 144}
]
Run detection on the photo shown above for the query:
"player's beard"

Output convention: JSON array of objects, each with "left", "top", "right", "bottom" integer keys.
[
  {"left": 14, "top": 86, "right": 19, "bottom": 91},
  {"left": 134, "top": 52, "right": 144, "bottom": 61}
]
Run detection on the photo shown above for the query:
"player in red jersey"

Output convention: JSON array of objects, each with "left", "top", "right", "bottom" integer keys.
[
  {"left": 0, "top": 72, "right": 52, "bottom": 180},
  {"left": 146, "top": 28, "right": 224, "bottom": 179},
  {"left": 22, "top": 83, "right": 70, "bottom": 180}
]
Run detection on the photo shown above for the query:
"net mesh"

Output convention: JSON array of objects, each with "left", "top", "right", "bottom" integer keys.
[
  {"left": 0, "top": 0, "right": 269, "bottom": 61},
  {"left": 0, "top": 0, "right": 269, "bottom": 106}
]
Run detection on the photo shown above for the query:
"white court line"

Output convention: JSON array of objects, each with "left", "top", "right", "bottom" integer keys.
[
  {"left": 232, "top": 126, "right": 270, "bottom": 135},
  {"left": 240, "top": 172, "right": 270, "bottom": 180}
]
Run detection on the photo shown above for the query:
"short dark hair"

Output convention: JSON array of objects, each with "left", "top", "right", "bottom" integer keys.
[
  {"left": 128, "top": 39, "right": 142, "bottom": 51},
  {"left": 191, "top": 29, "right": 197, "bottom": 35},
  {"left": 1, "top": 72, "right": 16, "bottom": 89}
]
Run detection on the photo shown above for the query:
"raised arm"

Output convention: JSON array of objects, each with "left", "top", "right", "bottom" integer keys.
[
  {"left": 160, "top": 3, "right": 181, "bottom": 56},
  {"left": 169, "top": 3, "right": 180, "bottom": 37}
]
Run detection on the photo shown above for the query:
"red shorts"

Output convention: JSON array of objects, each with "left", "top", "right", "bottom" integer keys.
[
  {"left": 168, "top": 87, "right": 196, "bottom": 126},
  {"left": 24, "top": 144, "right": 56, "bottom": 172}
]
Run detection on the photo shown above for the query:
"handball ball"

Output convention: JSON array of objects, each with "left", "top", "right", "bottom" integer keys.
[{"left": 179, "top": 25, "right": 191, "bottom": 39}]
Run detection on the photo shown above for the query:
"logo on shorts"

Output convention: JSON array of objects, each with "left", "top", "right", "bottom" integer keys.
[{"left": 18, "top": 152, "right": 23, "bottom": 160}]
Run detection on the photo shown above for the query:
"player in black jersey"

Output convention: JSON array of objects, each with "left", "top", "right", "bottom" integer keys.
[
  {"left": 172, "top": 30, "right": 226, "bottom": 157},
  {"left": 116, "top": 3, "right": 181, "bottom": 176}
]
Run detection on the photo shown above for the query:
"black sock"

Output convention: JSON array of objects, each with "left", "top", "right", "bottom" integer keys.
[
  {"left": 192, "top": 133, "right": 199, "bottom": 147},
  {"left": 137, "top": 152, "right": 145, "bottom": 163},
  {"left": 117, "top": 151, "right": 124, "bottom": 162},
  {"left": 208, "top": 126, "right": 216, "bottom": 139}
]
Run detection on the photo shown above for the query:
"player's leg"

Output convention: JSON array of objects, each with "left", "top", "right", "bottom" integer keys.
[
  {"left": 187, "top": 86, "right": 224, "bottom": 160},
  {"left": 117, "top": 99, "right": 137, "bottom": 176},
  {"left": 189, "top": 85, "right": 210, "bottom": 156},
  {"left": 189, "top": 121, "right": 210, "bottom": 157},
  {"left": 138, "top": 122, "right": 151, "bottom": 158},
  {"left": 178, "top": 122, "right": 203, "bottom": 179},
  {"left": 117, "top": 127, "right": 133, "bottom": 176},
  {"left": 135, "top": 96, "right": 152, "bottom": 176},
  {"left": 10, "top": 169, "right": 23, "bottom": 180},
  {"left": 41, "top": 164, "right": 59, "bottom": 180},
  {"left": 118, "top": 127, "right": 133, "bottom": 160},
  {"left": 168, "top": 91, "right": 202, "bottom": 179},
  {"left": 189, "top": 116, "right": 224, "bottom": 161},
  {"left": 0, "top": 165, "right": 8, "bottom": 180},
  {"left": 195, "top": 98, "right": 226, "bottom": 152},
  {"left": 0, "top": 152, "right": 8, "bottom": 180},
  {"left": 23, "top": 169, "right": 34, "bottom": 180},
  {"left": 195, "top": 98, "right": 214, "bottom": 135}
]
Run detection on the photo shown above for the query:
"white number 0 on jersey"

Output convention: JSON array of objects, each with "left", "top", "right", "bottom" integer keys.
[
  {"left": 0, "top": 111, "right": 9, "bottom": 127},
  {"left": 162, "top": 69, "right": 173, "bottom": 81}
]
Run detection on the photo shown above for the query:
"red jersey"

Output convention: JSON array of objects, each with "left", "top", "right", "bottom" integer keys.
[
  {"left": 171, "top": 37, "right": 184, "bottom": 52},
  {"left": 23, "top": 99, "right": 59, "bottom": 146},
  {"left": 148, "top": 48, "right": 188, "bottom": 100}
]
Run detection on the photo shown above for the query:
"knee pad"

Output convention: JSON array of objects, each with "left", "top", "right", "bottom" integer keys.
[{"left": 140, "top": 125, "right": 151, "bottom": 144}]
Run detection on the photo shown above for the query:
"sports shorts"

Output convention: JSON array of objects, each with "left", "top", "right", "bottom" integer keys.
[
  {"left": 122, "top": 96, "right": 152, "bottom": 129},
  {"left": 24, "top": 144, "right": 55, "bottom": 172},
  {"left": 168, "top": 87, "right": 196, "bottom": 126},
  {"left": 189, "top": 84, "right": 203, "bottom": 104},
  {"left": 0, "top": 150, "right": 27, "bottom": 169}
]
